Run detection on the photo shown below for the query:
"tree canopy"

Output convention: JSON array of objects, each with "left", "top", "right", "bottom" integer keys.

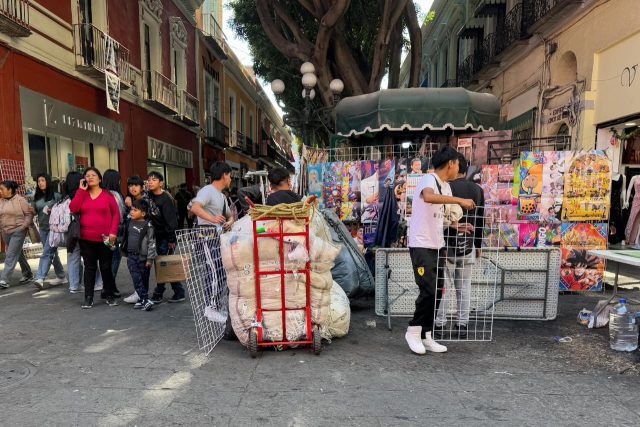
[{"left": 229, "top": 0, "right": 422, "bottom": 136}]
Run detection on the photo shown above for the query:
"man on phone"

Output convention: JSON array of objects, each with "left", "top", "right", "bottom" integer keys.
[{"left": 147, "top": 172, "right": 185, "bottom": 304}]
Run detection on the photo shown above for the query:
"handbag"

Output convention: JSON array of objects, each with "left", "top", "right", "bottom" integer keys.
[
  {"left": 66, "top": 213, "right": 81, "bottom": 250},
  {"left": 27, "top": 222, "right": 41, "bottom": 244}
]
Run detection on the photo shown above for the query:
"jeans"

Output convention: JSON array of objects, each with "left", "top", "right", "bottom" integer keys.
[
  {"left": 435, "top": 250, "right": 475, "bottom": 327},
  {"left": 127, "top": 257, "right": 150, "bottom": 300},
  {"left": 36, "top": 229, "right": 65, "bottom": 280},
  {"left": 1, "top": 229, "right": 32, "bottom": 282},
  {"left": 79, "top": 240, "right": 117, "bottom": 298},
  {"left": 67, "top": 244, "right": 83, "bottom": 291},
  {"left": 152, "top": 238, "right": 185, "bottom": 298},
  {"left": 408, "top": 247, "right": 445, "bottom": 337}
]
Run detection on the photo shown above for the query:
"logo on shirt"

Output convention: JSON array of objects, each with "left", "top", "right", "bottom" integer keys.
[{"left": 417, "top": 267, "right": 425, "bottom": 277}]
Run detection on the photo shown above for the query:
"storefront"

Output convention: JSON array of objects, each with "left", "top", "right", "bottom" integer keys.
[
  {"left": 147, "top": 137, "right": 194, "bottom": 194},
  {"left": 19, "top": 87, "right": 123, "bottom": 181},
  {"left": 224, "top": 149, "right": 257, "bottom": 188}
]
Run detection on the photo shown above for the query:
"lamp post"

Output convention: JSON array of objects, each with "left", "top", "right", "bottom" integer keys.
[{"left": 271, "top": 62, "right": 344, "bottom": 147}]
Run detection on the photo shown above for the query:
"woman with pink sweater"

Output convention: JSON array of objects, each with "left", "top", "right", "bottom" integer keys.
[{"left": 69, "top": 167, "right": 120, "bottom": 308}]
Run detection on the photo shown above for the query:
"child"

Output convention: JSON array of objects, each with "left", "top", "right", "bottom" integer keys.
[{"left": 122, "top": 199, "right": 156, "bottom": 311}]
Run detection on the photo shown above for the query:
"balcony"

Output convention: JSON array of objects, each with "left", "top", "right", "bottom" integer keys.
[
  {"left": 234, "top": 131, "right": 246, "bottom": 150},
  {"left": 456, "top": 54, "right": 476, "bottom": 88},
  {"left": 259, "top": 139, "right": 268, "bottom": 157},
  {"left": 179, "top": 90, "right": 199, "bottom": 126},
  {"left": 205, "top": 116, "right": 228, "bottom": 146},
  {"left": 73, "top": 24, "right": 130, "bottom": 83},
  {"left": 522, "top": 0, "right": 583, "bottom": 35},
  {"left": 143, "top": 70, "right": 179, "bottom": 114},
  {"left": 494, "top": 3, "right": 530, "bottom": 59},
  {"left": 202, "top": 13, "right": 228, "bottom": 59},
  {"left": 0, "top": 0, "right": 30, "bottom": 37}
]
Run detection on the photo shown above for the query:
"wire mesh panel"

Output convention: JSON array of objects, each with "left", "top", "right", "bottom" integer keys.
[
  {"left": 433, "top": 209, "right": 499, "bottom": 342},
  {"left": 0, "top": 159, "right": 27, "bottom": 194},
  {"left": 175, "top": 227, "right": 228, "bottom": 355}
]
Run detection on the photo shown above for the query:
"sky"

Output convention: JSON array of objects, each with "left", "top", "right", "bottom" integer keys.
[{"left": 221, "top": 0, "right": 435, "bottom": 116}]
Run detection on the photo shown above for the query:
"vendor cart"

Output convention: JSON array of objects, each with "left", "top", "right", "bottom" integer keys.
[{"left": 247, "top": 198, "right": 322, "bottom": 357}]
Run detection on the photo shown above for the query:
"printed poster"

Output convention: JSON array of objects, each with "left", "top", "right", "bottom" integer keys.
[
  {"left": 560, "top": 223, "right": 608, "bottom": 291},
  {"left": 324, "top": 162, "right": 343, "bottom": 216},
  {"left": 519, "top": 223, "right": 538, "bottom": 247},
  {"left": 307, "top": 163, "right": 324, "bottom": 208},
  {"left": 340, "top": 161, "right": 361, "bottom": 221},
  {"left": 562, "top": 150, "right": 612, "bottom": 221},
  {"left": 105, "top": 70, "right": 121, "bottom": 113},
  {"left": 536, "top": 220, "right": 562, "bottom": 247},
  {"left": 498, "top": 223, "right": 520, "bottom": 248},
  {"left": 404, "top": 173, "right": 423, "bottom": 221},
  {"left": 517, "top": 151, "right": 544, "bottom": 221},
  {"left": 360, "top": 160, "right": 379, "bottom": 224}
]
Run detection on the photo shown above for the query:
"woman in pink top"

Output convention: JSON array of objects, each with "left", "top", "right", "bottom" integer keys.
[{"left": 69, "top": 167, "right": 120, "bottom": 309}]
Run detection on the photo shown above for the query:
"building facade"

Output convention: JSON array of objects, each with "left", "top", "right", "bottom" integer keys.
[
  {"left": 0, "top": 0, "right": 204, "bottom": 193},
  {"left": 401, "top": 0, "right": 640, "bottom": 166}
]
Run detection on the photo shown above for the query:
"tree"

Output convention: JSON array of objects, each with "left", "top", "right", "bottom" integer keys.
[{"left": 229, "top": 0, "right": 422, "bottom": 115}]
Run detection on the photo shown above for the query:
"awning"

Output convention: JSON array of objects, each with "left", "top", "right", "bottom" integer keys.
[
  {"left": 474, "top": 0, "right": 506, "bottom": 18},
  {"left": 498, "top": 108, "right": 536, "bottom": 133},
  {"left": 335, "top": 87, "right": 501, "bottom": 137},
  {"left": 458, "top": 19, "right": 484, "bottom": 40}
]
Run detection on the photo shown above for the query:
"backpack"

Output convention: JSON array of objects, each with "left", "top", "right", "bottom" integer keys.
[{"left": 48, "top": 198, "right": 71, "bottom": 247}]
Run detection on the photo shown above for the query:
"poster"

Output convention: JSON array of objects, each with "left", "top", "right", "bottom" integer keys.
[
  {"left": 559, "top": 223, "right": 608, "bottom": 291},
  {"left": 360, "top": 160, "right": 379, "bottom": 224},
  {"left": 539, "top": 151, "right": 567, "bottom": 223},
  {"left": 562, "top": 150, "right": 612, "bottom": 221},
  {"left": 403, "top": 173, "right": 423, "bottom": 220},
  {"left": 105, "top": 70, "right": 121, "bottom": 113},
  {"left": 519, "top": 223, "right": 538, "bottom": 247},
  {"left": 307, "top": 163, "right": 324, "bottom": 207},
  {"left": 324, "top": 162, "right": 343, "bottom": 216},
  {"left": 536, "top": 220, "right": 562, "bottom": 247},
  {"left": 498, "top": 223, "right": 520, "bottom": 248},
  {"left": 340, "top": 161, "right": 361, "bottom": 221},
  {"left": 516, "top": 151, "right": 544, "bottom": 221}
]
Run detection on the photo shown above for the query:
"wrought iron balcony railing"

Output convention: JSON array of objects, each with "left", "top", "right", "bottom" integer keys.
[
  {"left": 0, "top": 0, "right": 30, "bottom": 37},
  {"left": 495, "top": 2, "right": 529, "bottom": 56},
  {"left": 73, "top": 24, "right": 131, "bottom": 82},
  {"left": 457, "top": 54, "right": 476, "bottom": 88},
  {"left": 234, "top": 131, "right": 246, "bottom": 150},
  {"left": 522, "top": 0, "right": 560, "bottom": 29},
  {"left": 179, "top": 90, "right": 199, "bottom": 126},
  {"left": 202, "top": 13, "right": 227, "bottom": 56},
  {"left": 143, "top": 70, "right": 179, "bottom": 114},
  {"left": 205, "top": 115, "right": 228, "bottom": 146},
  {"left": 476, "top": 33, "right": 497, "bottom": 72}
]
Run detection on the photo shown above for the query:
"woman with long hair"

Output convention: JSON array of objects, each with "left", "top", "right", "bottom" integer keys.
[
  {"left": 63, "top": 171, "right": 83, "bottom": 293},
  {"left": 0, "top": 180, "right": 34, "bottom": 288},
  {"left": 100, "top": 169, "right": 125, "bottom": 297},
  {"left": 69, "top": 167, "right": 120, "bottom": 308},
  {"left": 32, "top": 173, "right": 66, "bottom": 289}
]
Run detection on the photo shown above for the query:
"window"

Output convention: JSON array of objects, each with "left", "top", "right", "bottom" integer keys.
[
  {"left": 204, "top": 71, "right": 220, "bottom": 120},
  {"left": 139, "top": 0, "right": 162, "bottom": 79},
  {"left": 229, "top": 91, "right": 237, "bottom": 141},
  {"left": 170, "top": 17, "right": 188, "bottom": 90},
  {"left": 249, "top": 113, "right": 254, "bottom": 141},
  {"left": 240, "top": 103, "right": 246, "bottom": 134}
]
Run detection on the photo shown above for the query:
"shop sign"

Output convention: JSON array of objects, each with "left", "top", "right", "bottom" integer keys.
[
  {"left": 457, "top": 138, "right": 473, "bottom": 148},
  {"left": 147, "top": 137, "right": 193, "bottom": 168},
  {"left": 545, "top": 105, "right": 570, "bottom": 124},
  {"left": 19, "top": 86, "right": 124, "bottom": 150}
]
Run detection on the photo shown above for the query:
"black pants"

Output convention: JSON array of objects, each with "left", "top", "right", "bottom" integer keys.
[
  {"left": 409, "top": 247, "right": 445, "bottom": 337},
  {"left": 127, "top": 257, "right": 150, "bottom": 300},
  {"left": 79, "top": 240, "right": 117, "bottom": 298}
]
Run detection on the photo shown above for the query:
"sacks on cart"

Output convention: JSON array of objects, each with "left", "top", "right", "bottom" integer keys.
[{"left": 221, "top": 216, "right": 342, "bottom": 346}]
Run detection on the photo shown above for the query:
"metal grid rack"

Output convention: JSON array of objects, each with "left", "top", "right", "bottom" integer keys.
[{"left": 175, "top": 227, "right": 228, "bottom": 356}]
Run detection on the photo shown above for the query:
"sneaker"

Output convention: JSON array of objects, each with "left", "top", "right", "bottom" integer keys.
[
  {"left": 150, "top": 295, "right": 163, "bottom": 304},
  {"left": 19, "top": 274, "right": 34, "bottom": 284},
  {"left": 168, "top": 295, "right": 186, "bottom": 303},
  {"left": 81, "top": 296, "right": 93, "bottom": 309},
  {"left": 405, "top": 326, "right": 426, "bottom": 355},
  {"left": 33, "top": 279, "right": 45, "bottom": 289},
  {"left": 124, "top": 292, "right": 139, "bottom": 304},
  {"left": 456, "top": 324, "right": 468, "bottom": 339},
  {"left": 422, "top": 333, "right": 448, "bottom": 353},
  {"left": 133, "top": 301, "right": 144, "bottom": 309},
  {"left": 106, "top": 297, "right": 119, "bottom": 307},
  {"left": 69, "top": 288, "right": 81, "bottom": 294},
  {"left": 49, "top": 277, "right": 68, "bottom": 286},
  {"left": 143, "top": 300, "right": 154, "bottom": 311},
  {"left": 94, "top": 282, "right": 104, "bottom": 291},
  {"left": 0, "top": 281, "right": 8, "bottom": 289}
]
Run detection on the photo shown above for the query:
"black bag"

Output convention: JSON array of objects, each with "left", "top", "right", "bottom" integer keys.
[
  {"left": 433, "top": 175, "right": 473, "bottom": 257},
  {"left": 66, "top": 213, "right": 81, "bottom": 252}
]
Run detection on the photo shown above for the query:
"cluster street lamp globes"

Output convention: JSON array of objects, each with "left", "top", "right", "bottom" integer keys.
[{"left": 270, "top": 62, "right": 344, "bottom": 146}]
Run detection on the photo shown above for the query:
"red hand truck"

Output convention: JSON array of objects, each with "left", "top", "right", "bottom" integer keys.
[{"left": 246, "top": 197, "right": 322, "bottom": 357}]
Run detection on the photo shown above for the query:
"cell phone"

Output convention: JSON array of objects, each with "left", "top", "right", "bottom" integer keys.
[{"left": 80, "top": 179, "right": 88, "bottom": 189}]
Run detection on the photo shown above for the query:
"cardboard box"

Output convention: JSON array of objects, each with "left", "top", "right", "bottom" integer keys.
[{"left": 155, "top": 255, "right": 187, "bottom": 283}]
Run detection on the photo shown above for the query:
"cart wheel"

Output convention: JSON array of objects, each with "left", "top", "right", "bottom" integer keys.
[
  {"left": 249, "top": 327, "right": 258, "bottom": 358},
  {"left": 312, "top": 326, "right": 322, "bottom": 355}
]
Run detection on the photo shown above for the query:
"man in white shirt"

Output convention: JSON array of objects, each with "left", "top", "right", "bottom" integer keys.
[
  {"left": 190, "top": 162, "right": 233, "bottom": 230},
  {"left": 406, "top": 146, "right": 476, "bottom": 355}
]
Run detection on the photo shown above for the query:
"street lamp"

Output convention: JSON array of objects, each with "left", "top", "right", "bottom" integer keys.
[{"left": 270, "top": 62, "right": 344, "bottom": 147}]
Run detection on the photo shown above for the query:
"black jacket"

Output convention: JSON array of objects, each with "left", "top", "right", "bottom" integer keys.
[
  {"left": 266, "top": 190, "right": 302, "bottom": 206},
  {"left": 448, "top": 177, "right": 485, "bottom": 250},
  {"left": 149, "top": 191, "right": 178, "bottom": 243}
]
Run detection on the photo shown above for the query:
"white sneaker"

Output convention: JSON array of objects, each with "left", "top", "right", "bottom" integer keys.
[
  {"left": 33, "top": 279, "right": 45, "bottom": 289},
  {"left": 94, "top": 282, "right": 104, "bottom": 291},
  {"left": 49, "top": 277, "right": 68, "bottom": 286},
  {"left": 422, "top": 333, "right": 448, "bottom": 353},
  {"left": 124, "top": 292, "right": 139, "bottom": 304},
  {"left": 405, "top": 326, "right": 426, "bottom": 355},
  {"left": 0, "top": 281, "right": 8, "bottom": 289}
]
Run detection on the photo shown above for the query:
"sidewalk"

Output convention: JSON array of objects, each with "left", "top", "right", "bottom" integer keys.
[{"left": 0, "top": 253, "right": 639, "bottom": 426}]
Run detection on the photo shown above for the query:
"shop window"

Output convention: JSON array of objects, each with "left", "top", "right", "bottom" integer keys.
[{"left": 147, "top": 161, "right": 186, "bottom": 194}]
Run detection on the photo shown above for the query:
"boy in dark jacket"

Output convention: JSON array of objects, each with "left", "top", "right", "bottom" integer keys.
[{"left": 122, "top": 199, "right": 157, "bottom": 311}]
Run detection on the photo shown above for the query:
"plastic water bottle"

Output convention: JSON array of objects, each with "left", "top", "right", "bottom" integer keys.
[{"left": 609, "top": 300, "right": 638, "bottom": 352}]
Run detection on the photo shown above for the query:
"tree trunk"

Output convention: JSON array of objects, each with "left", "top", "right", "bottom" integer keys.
[
  {"left": 404, "top": 1, "right": 422, "bottom": 88},
  {"left": 387, "top": 19, "right": 403, "bottom": 88}
]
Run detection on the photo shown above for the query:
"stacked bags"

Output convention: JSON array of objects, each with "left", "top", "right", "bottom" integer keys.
[{"left": 221, "top": 215, "right": 345, "bottom": 346}]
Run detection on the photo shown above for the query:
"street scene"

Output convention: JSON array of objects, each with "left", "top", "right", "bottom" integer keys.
[{"left": 1, "top": 0, "right": 640, "bottom": 426}]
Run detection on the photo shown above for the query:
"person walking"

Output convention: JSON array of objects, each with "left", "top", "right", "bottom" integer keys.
[
  {"left": 434, "top": 153, "right": 485, "bottom": 339},
  {"left": 63, "top": 172, "right": 84, "bottom": 293},
  {"left": 69, "top": 167, "right": 120, "bottom": 308},
  {"left": 121, "top": 199, "right": 156, "bottom": 311},
  {"left": 101, "top": 169, "right": 126, "bottom": 297},
  {"left": 0, "top": 181, "right": 34, "bottom": 288},
  {"left": 147, "top": 171, "right": 185, "bottom": 304},
  {"left": 405, "top": 146, "right": 476, "bottom": 355},
  {"left": 32, "top": 173, "right": 66, "bottom": 289}
]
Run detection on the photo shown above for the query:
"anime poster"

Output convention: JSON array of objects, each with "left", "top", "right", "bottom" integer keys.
[
  {"left": 363, "top": 223, "right": 377, "bottom": 247},
  {"left": 517, "top": 152, "right": 544, "bottom": 221},
  {"left": 559, "top": 223, "right": 608, "bottom": 291},
  {"left": 485, "top": 205, "right": 518, "bottom": 226},
  {"left": 562, "top": 150, "right": 612, "bottom": 221},
  {"left": 340, "top": 161, "right": 361, "bottom": 221},
  {"left": 539, "top": 151, "right": 567, "bottom": 223},
  {"left": 480, "top": 165, "right": 499, "bottom": 204},
  {"left": 483, "top": 225, "right": 500, "bottom": 248},
  {"left": 323, "top": 162, "right": 343, "bottom": 216},
  {"left": 536, "top": 220, "right": 562, "bottom": 247},
  {"left": 307, "top": 163, "right": 325, "bottom": 207},
  {"left": 360, "top": 160, "right": 379, "bottom": 224},
  {"left": 481, "top": 164, "right": 516, "bottom": 207},
  {"left": 519, "top": 223, "right": 538, "bottom": 247},
  {"left": 498, "top": 223, "right": 520, "bottom": 248},
  {"left": 404, "top": 173, "right": 424, "bottom": 220}
]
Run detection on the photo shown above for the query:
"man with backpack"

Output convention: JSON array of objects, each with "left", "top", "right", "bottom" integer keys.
[{"left": 434, "top": 152, "right": 485, "bottom": 339}]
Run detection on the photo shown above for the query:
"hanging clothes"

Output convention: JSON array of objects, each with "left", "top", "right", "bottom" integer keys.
[
  {"left": 374, "top": 185, "right": 399, "bottom": 247},
  {"left": 625, "top": 177, "right": 640, "bottom": 244}
]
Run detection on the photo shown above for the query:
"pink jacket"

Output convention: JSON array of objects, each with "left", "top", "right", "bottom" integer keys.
[
  {"left": 69, "top": 188, "right": 120, "bottom": 242},
  {"left": 0, "top": 195, "right": 33, "bottom": 235}
]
